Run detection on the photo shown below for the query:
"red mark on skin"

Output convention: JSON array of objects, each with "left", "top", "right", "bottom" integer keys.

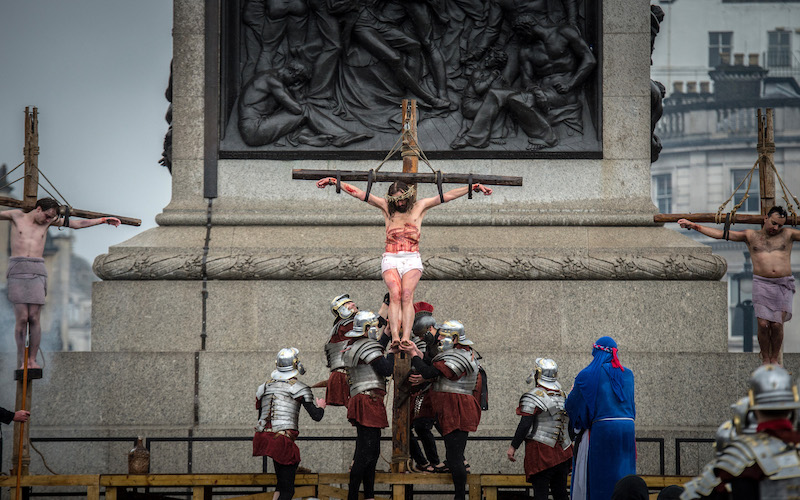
[
  {"left": 344, "top": 185, "right": 357, "bottom": 194},
  {"left": 385, "top": 223, "right": 420, "bottom": 252}
]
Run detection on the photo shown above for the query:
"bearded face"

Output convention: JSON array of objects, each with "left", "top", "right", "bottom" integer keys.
[{"left": 390, "top": 198, "right": 410, "bottom": 213}]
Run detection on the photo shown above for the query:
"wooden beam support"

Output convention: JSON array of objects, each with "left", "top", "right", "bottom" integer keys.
[
  {"left": 654, "top": 213, "right": 768, "bottom": 225},
  {"left": 0, "top": 195, "right": 141, "bottom": 226},
  {"left": 292, "top": 169, "right": 522, "bottom": 186},
  {"left": 758, "top": 108, "right": 776, "bottom": 215},
  {"left": 23, "top": 107, "right": 39, "bottom": 209}
]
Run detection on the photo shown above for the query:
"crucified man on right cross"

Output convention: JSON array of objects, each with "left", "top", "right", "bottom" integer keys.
[{"left": 316, "top": 178, "right": 492, "bottom": 347}]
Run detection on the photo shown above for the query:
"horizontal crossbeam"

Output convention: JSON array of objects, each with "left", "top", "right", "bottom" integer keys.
[
  {"left": 292, "top": 169, "right": 523, "bottom": 186},
  {"left": 0, "top": 196, "right": 141, "bottom": 226},
  {"left": 654, "top": 213, "right": 770, "bottom": 225}
]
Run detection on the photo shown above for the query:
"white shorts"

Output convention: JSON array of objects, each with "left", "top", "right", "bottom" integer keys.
[{"left": 381, "top": 252, "right": 423, "bottom": 278}]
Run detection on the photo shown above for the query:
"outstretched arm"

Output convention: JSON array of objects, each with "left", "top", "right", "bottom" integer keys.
[
  {"left": 56, "top": 217, "right": 121, "bottom": 229},
  {"left": 316, "top": 177, "right": 389, "bottom": 214},
  {"left": 677, "top": 219, "right": 747, "bottom": 242},
  {"left": 0, "top": 209, "right": 22, "bottom": 222},
  {"left": 417, "top": 183, "right": 493, "bottom": 211}
]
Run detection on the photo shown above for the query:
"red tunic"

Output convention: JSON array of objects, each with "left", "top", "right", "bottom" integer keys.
[
  {"left": 325, "top": 321, "right": 354, "bottom": 406},
  {"left": 431, "top": 358, "right": 482, "bottom": 436},
  {"left": 252, "top": 397, "right": 302, "bottom": 464},
  {"left": 518, "top": 407, "right": 573, "bottom": 479},
  {"left": 347, "top": 390, "right": 389, "bottom": 428},
  {"left": 411, "top": 386, "right": 435, "bottom": 421},
  {"left": 326, "top": 370, "right": 350, "bottom": 406},
  {"left": 252, "top": 430, "right": 301, "bottom": 465}
]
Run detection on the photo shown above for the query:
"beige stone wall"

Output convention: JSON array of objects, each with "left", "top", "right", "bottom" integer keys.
[{"left": 0, "top": 0, "right": 761, "bottom": 483}]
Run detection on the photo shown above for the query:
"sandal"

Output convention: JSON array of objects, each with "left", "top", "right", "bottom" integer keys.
[
  {"left": 464, "top": 461, "right": 471, "bottom": 474},
  {"left": 412, "top": 462, "right": 434, "bottom": 473},
  {"left": 433, "top": 462, "right": 449, "bottom": 473}
]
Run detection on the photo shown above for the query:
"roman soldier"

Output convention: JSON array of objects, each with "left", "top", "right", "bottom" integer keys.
[
  {"left": 253, "top": 348, "right": 326, "bottom": 500},
  {"left": 325, "top": 293, "right": 358, "bottom": 406},
  {"left": 342, "top": 310, "right": 396, "bottom": 500},
  {"left": 681, "top": 364, "right": 800, "bottom": 499},
  {"left": 507, "top": 358, "right": 572, "bottom": 500}
]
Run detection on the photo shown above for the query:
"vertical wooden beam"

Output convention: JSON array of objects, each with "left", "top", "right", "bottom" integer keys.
[
  {"left": 759, "top": 108, "right": 776, "bottom": 215},
  {"left": 391, "top": 100, "right": 416, "bottom": 475},
  {"left": 12, "top": 375, "right": 34, "bottom": 478},
  {"left": 192, "top": 485, "right": 213, "bottom": 499},
  {"left": 87, "top": 484, "right": 101, "bottom": 500},
  {"left": 105, "top": 487, "right": 118, "bottom": 500},
  {"left": 392, "top": 484, "right": 406, "bottom": 500},
  {"left": 23, "top": 107, "right": 39, "bottom": 209}
]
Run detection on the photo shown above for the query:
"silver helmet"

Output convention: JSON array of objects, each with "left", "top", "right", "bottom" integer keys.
[
  {"left": 436, "top": 320, "right": 473, "bottom": 346},
  {"left": 271, "top": 347, "right": 306, "bottom": 381},
  {"left": 346, "top": 311, "right": 380, "bottom": 339},
  {"left": 526, "top": 358, "right": 561, "bottom": 391},
  {"left": 714, "top": 420, "right": 736, "bottom": 455},
  {"left": 748, "top": 364, "right": 800, "bottom": 411},
  {"left": 331, "top": 294, "right": 356, "bottom": 320},
  {"left": 731, "top": 396, "right": 757, "bottom": 435}
]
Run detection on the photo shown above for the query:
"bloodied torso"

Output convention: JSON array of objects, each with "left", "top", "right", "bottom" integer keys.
[{"left": 385, "top": 223, "right": 420, "bottom": 253}]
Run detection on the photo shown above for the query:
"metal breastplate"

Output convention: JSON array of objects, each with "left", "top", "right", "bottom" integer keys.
[
  {"left": 346, "top": 362, "right": 386, "bottom": 396},
  {"left": 256, "top": 380, "right": 313, "bottom": 433},
  {"left": 325, "top": 340, "right": 348, "bottom": 370},
  {"left": 431, "top": 350, "right": 479, "bottom": 395},
  {"left": 343, "top": 338, "right": 387, "bottom": 396},
  {"left": 520, "top": 388, "right": 572, "bottom": 449},
  {"left": 760, "top": 476, "right": 800, "bottom": 499},
  {"left": 681, "top": 433, "right": 800, "bottom": 500}
]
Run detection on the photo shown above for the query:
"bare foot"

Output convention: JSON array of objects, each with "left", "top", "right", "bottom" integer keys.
[
  {"left": 21, "top": 359, "right": 41, "bottom": 370},
  {"left": 400, "top": 339, "right": 415, "bottom": 349}
]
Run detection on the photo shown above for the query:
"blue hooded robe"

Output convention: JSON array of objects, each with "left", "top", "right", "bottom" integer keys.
[{"left": 565, "top": 337, "right": 636, "bottom": 500}]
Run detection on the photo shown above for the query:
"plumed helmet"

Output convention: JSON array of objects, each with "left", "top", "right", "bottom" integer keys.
[
  {"left": 714, "top": 420, "right": 736, "bottom": 455},
  {"left": 748, "top": 364, "right": 800, "bottom": 411},
  {"left": 436, "top": 320, "right": 473, "bottom": 346},
  {"left": 271, "top": 347, "right": 306, "bottom": 381},
  {"left": 412, "top": 301, "right": 436, "bottom": 337},
  {"left": 526, "top": 358, "right": 561, "bottom": 391},
  {"left": 731, "top": 396, "right": 757, "bottom": 435},
  {"left": 331, "top": 294, "right": 356, "bottom": 320},
  {"left": 347, "top": 311, "right": 380, "bottom": 339}
]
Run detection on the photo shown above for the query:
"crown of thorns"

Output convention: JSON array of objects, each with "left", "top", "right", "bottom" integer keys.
[{"left": 385, "top": 185, "right": 416, "bottom": 203}]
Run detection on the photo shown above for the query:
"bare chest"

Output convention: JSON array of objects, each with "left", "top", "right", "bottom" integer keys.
[{"left": 750, "top": 233, "right": 791, "bottom": 254}]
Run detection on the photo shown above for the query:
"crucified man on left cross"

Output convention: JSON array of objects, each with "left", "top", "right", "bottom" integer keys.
[{"left": 316, "top": 177, "right": 492, "bottom": 347}]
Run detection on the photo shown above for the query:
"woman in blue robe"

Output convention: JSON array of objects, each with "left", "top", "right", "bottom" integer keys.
[{"left": 565, "top": 336, "right": 636, "bottom": 500}]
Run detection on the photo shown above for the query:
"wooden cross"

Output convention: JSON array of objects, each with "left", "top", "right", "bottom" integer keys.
[
  {"left": 654, "top": 108, "right": 781, "bottom": 225},
  {"left": 0, "top": 107, "right": 141, "bottom": 226},
  {"left": 295, "top": 100, "right": 522, "bottom": 494}
]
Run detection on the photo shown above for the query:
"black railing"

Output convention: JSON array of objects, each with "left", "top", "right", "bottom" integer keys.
[{"left": 675, "top": 437, "right": 716, "bottom": 476}]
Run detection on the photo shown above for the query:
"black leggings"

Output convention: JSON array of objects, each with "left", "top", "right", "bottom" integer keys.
[
  {"left": 412, "top": 417, "right": 440, "bottom": 465},
  {"left": 529, "top": 458, "right": 570, "bottom": 500},
  {"left": 349, "top": 425, "right": 381, "bottom": 500},
  {"left": 273, "top": 460, "right": 298, "bottom": 500},
  {"left": 444, "top": 430, "right": 469, "bottom": 500}
]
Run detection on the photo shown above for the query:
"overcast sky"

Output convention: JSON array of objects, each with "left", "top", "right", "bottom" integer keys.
[{"left": 0, "top": 0, "right": 173, "bottom": 267}]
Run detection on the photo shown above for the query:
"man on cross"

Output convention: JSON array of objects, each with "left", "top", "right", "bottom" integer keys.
[
  {"left": 316, "top": 179, "right": 492, "bottom": 345},
  {"left": 1, "top": 197, "right": 121, "bottom": 369},
  {"left": 679, "top": 206, "right": 799, "bottom": 364}
]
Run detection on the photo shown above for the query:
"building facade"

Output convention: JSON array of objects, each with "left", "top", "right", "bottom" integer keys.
[{"left": 651, "top": 0, "right": 800, "bottom": 351}]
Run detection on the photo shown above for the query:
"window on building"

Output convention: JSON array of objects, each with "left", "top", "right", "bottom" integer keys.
[
  {"left": 652, "top": 174, "right": 672, "bottom": 214},
  {"left": 731, "top": 169, "right": 761, "bottom": 212},
  {"left": 709, "top": 32, "right": 733, "bottom": 67},
  {"left": 768, "top": 29, "right": 792, "bottom": 67}
]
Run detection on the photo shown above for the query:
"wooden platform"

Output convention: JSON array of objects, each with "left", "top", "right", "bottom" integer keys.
[{"left": 0, "top": 473, "right": 691, "bottom": 499}]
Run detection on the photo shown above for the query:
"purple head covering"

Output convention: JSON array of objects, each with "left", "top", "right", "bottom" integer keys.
[{"left": 574, "top": 336, "right": 627, "bottom": 413}]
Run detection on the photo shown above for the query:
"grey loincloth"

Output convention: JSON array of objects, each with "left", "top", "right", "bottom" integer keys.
[
  {"left": 6, "top": 257, "right": 47, "bottom": 305},
  {"left": 752, "top": 274, "right": 795, "bottom": 324}
]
